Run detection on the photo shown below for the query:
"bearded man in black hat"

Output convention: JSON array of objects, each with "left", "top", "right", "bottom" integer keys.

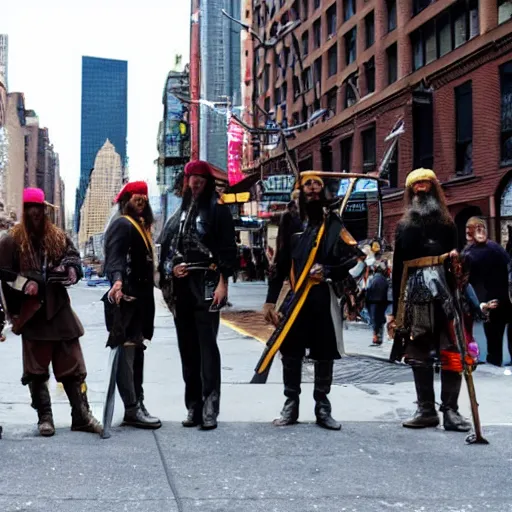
[{"left": 263, "top": 172, "right": 360, "bottom": 430}]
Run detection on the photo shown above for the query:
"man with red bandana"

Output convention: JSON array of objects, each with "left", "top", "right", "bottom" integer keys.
[
  {"left": 103, "top": 181, "right": 162, "bottom": 429},
  {"left": 388, "top": 169, "right": 472, "bottom": 432},
  {"left": 159, "top": 160, "right": 236, "bottom": 430}
]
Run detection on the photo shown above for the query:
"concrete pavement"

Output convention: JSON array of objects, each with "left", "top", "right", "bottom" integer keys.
[{"left": 1, "top": 281, "right": 512, "bottom": 511}]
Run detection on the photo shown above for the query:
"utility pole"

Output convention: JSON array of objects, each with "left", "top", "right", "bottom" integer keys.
[{"left": 189, "top": 0, "right": 201, "bottom": 160}]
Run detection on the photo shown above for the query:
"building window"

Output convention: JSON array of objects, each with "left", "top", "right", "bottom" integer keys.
[
  {"left": 341, "top": 136, "right": 352, "bottom": 172},
  {"left": 327, "top": 4, "right": 337, "bottom": 37},
  {"left": 302, "top": 31, "right": 309, "bottom": 55},
  {"left": 292, "top": 1, "right": 300, "bottom": 18},
  {"left": 345, "top": 74, "right": 358, "bottom": 107},
  {"left": 293, "top": 76, "right": 301, "bottom": 99},
  {"left": 274, "top": 87, "right": 282, "bottom": 106},
  {"left": 411, "top": 0, "right": 478, "bottom": 71},
  {"left": 302, "top": 67, "right": 313, "bottom": 91},
  {"left": 499, "top": 0, "right": 512, "bottom": 24},
  {"left": 387, "top": 0, "right": 397, "bottom": 32},
  {"left": 413, "top": 0, "right": 435, "bottom": 16},
  {"left": 413, "top": 90, "right": 434, "bottom": 169},
  {"left": 501, "top": 61, "right": 512, "bottom": 166},
  {"left": 345, "top": 27, "right": 357, "bottom": 65},
  {"left": 326, "top": 87, "right": 337, "bottom": 114},
  {"left": 344, "top": 0, "right": 356, "bottom": 21},
  {"left": 263, "top": 64, "right": 270, "bottom": 91},
  {"left": 314, "top": 0, "right": 320, "bottom": 9},
  {"left": 362, "top": 125, "right": 377, "bottom": 172},
  {"left": 302, "top": 0, "right": 309, "bottom": 18},
  {"left": 455, "top": 81, "right": 473, "bottom": 176},
  {"left": 292, "top": 112, "right": 300, "bottom": 126},
  {"left": 387, "top": 44, "right": 398, "bottom": 85},
  {"left": 328, "top": 44, "right": 338, "bottom": 77},
  {"left": 313, "top": 19, "right": 321, "bottom": 48},
  {"left": 364, "top": 57, "right": 375, "bottom": 94},
  {"left": 282, "top": 81, "right": 288, "bottom": 103},
  {"left": 365, "top": 11, "right": 375, "bottom": 49},
  {"left": 314, "top": 57, "right": 322, "bottom": 85},
  {"left": 264, "top": 97, "right": 271, "bottom": 113}
]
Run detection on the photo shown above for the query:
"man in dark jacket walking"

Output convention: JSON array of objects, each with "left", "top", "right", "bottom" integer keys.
[{"left": 463, "top": 217, "right": 511, "bottom": 366}]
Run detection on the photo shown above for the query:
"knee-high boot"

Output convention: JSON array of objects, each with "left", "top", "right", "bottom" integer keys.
[
  {"left": 314, "top": 360, "right": 341, "bottom": 431},
  {"left": 29, "top": 377, "right": 55, "bottom": 437},
  {"left": 403, "top": 366, "right": 439, "bottom": 428},
  {"left": 440, "top": 371, "right": 471, "bottom": 432},
  {"left": 273, "top": 356, "right": 302, "bottom": 426},
  {"left": 117, "top": 345, "right": 161, "bottom": 429},
  {"left": 133, "top": 346, "right": 161, "bottom": 427},
  {"left": 61, "top": 376, "right": 102, "bottom": 434}
]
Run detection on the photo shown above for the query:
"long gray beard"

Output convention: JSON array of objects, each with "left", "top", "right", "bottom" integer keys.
[{"left": 410, "top": 193, "right": 442, "bottom": 219}]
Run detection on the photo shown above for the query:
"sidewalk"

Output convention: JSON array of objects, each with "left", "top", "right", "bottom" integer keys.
[{"left": 1, "top": 283, "right": 512, "bottom": 511}]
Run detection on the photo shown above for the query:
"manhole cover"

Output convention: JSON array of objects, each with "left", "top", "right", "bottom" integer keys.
[{"left": 303, "top": 355, "right": 413, "bottom": 385}]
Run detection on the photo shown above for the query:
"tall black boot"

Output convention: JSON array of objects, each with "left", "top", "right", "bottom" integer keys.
[
  {"left": 273, "top": 357, "right": 302, "bottom": 426},
  {"left": 201, "top": 391, "right": 220, "bottom": 430},
  {"left": 440, "top": 370, "right": 471, "bottom": 432},
  {"left": 117, "top": 345, "right": 161, "bottom": 429},
  {"left": 29, "top": 377, "right": 55, "bottom": 437},
  {"left": 314, "top": 360, "right": 341, "bottom": 431},
  {"left": 403, "top": 366, "right": 439, "bottom": 429},
  {"left": 62, "top": 377, "right": 102, "bottom": 434},
  {"left": 133, "top": 346, "right": 162, "bottom": 427}
]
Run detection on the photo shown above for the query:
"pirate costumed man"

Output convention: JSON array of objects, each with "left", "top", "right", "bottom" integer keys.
[
  {"left": 388, "top": 169, "right": 472, "bottom": 432},
  {"left": 103, "top": 181, "right": 162, "bottom": 429},
  {"left": 0, "top": 188, "right": 101, "bottom": 437},
  {"left": 159, "top": 160, "right": 237, "bottom": 430},
  {"left": 263, "top": 172, "right": 360, "bottom": 430}
]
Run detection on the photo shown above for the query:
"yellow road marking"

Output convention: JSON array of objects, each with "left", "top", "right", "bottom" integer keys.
[{"left": 220, "top": 318, "right": 267, "bottom": 345}]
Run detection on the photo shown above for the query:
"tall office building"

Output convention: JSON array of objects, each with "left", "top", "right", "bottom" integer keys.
[
  {"left": 75, "top": 56, "right": 127, "bottom": 231},
  {"left": 0, "top": 35, "right": 8, "bottom": 90},
  {"left": 198, "top": 0, "right": 241, "bottom": 170}
]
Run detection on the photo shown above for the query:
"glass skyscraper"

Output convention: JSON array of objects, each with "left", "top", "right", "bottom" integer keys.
[{"left": 75, "top": 56, "right": 127, "bottom": 231}]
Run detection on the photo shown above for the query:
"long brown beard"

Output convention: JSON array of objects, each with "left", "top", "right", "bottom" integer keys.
[{"left": 11, "top": 216, "right": 67, "bottom": 270}]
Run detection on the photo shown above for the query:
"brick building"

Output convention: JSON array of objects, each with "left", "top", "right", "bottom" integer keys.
[{"left": 246, "top": 0, "right": 512, "bottom": 246}]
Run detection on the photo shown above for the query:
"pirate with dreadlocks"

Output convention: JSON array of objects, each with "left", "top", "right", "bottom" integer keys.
[
  {"left": 263, "top": 172, "right": 360, "bottom": 430},
  {"left": 0, "top": 188, "right": 101, "bottom": 437},
  {"left": 388, "top": 169, "right": 472, "bottom": 432},
  {"left": 103, "top": 181, "right": 162, "bottom": 429}
]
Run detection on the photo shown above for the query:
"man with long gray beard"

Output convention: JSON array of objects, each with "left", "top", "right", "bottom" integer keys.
[{"left": 387, "top": 169, "right": 471, "bottom": 432}]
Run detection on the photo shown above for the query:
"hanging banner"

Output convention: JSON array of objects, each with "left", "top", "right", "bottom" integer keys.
[{"left": 227, "top": 119, "right": 245, "bottom": 186}]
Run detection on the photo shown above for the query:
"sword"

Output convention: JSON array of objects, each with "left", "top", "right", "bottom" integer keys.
[{"left": 101, "top": 345, "right": 120, "bottom": 439}]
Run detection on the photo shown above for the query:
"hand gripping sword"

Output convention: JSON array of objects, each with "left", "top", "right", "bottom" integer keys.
[{"left": 450, "top": 256, "right": 489, "bottom": 445}]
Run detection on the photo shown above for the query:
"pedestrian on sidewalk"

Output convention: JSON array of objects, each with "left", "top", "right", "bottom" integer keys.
[
  {"left": 387, "top": 169, "right": 471, "bottom": 433},
  {"left": 365, "top": 260, "right": 390, "bottom": 346},
  {"left": 159, "top": 160, "right": 237, "bottom": 430},
  {"left": 463, "top": 217, "right": 512, "bottom": 366},
  {"left": 0, "top": 188, "right": 102, "bottom": 437},
  {"left": 263, "top": 172, "right": 360, "bottom": 430},
  {"left": 103, "top": 181, "right": 162, "bottom": 430}
]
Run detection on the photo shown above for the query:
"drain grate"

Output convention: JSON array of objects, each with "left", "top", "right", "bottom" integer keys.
[{"left": 303, "top": 355, "right": 413, "bottom": 385}]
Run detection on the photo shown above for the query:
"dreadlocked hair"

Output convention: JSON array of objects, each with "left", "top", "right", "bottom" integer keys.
[{"left": 11, "top": 214, "right": 68, "bottom": 270}]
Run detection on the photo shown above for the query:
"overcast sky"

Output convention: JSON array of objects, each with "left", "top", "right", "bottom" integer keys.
[{"left": 2, "top": 0, "right": 190, "bottom": 216}]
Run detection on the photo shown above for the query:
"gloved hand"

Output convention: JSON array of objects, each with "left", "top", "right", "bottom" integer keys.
[{"left": 263, "top": 303, "right": 280, "bottom": 327}]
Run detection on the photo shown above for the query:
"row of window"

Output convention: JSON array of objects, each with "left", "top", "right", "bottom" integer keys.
[{"left": 322, "top": 60, "right": 512, "bottom": 189}]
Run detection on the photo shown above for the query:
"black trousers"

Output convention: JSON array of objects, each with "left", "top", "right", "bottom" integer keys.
[
  {"left": 174, "top": 305, "right": 221, "bottom": 410},
  {"left": 484, "top": 306, "right": 512, "bottom": 366}
]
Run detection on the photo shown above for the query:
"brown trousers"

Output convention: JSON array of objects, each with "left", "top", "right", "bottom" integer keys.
[{"left": 22, "top": 338, "right": 87, "bottom": 383}]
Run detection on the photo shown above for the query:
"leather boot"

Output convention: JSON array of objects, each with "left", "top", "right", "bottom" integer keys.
[
  {"left": 123, "top": 405, "right": 162, "bottom": 429},
  {"left": 403, "top": 367, "right": 439, "bottom": 429},
  {"left": 201, "top": 391, "right": 220, "bottom": 430},
  {"left": 273, "top": 357, "right": 302, "bottom": 427},
  {"left": 314, "top": 360, "right": 341, "bottom": 431},
  {"left": 440, "top": 371, "right": 471, "bottom": 432},
  {"left": 29, "top": 378, "right": 55, "bottom": 437},
  {"left": 62, "top": 378, "right": 102, "bottom": 434},
  {"left": 134, "top": 349, "right": 162, "bottom": 428},
  {"left": 182, "top": 402, "right": 203, "bottom": 428}
]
